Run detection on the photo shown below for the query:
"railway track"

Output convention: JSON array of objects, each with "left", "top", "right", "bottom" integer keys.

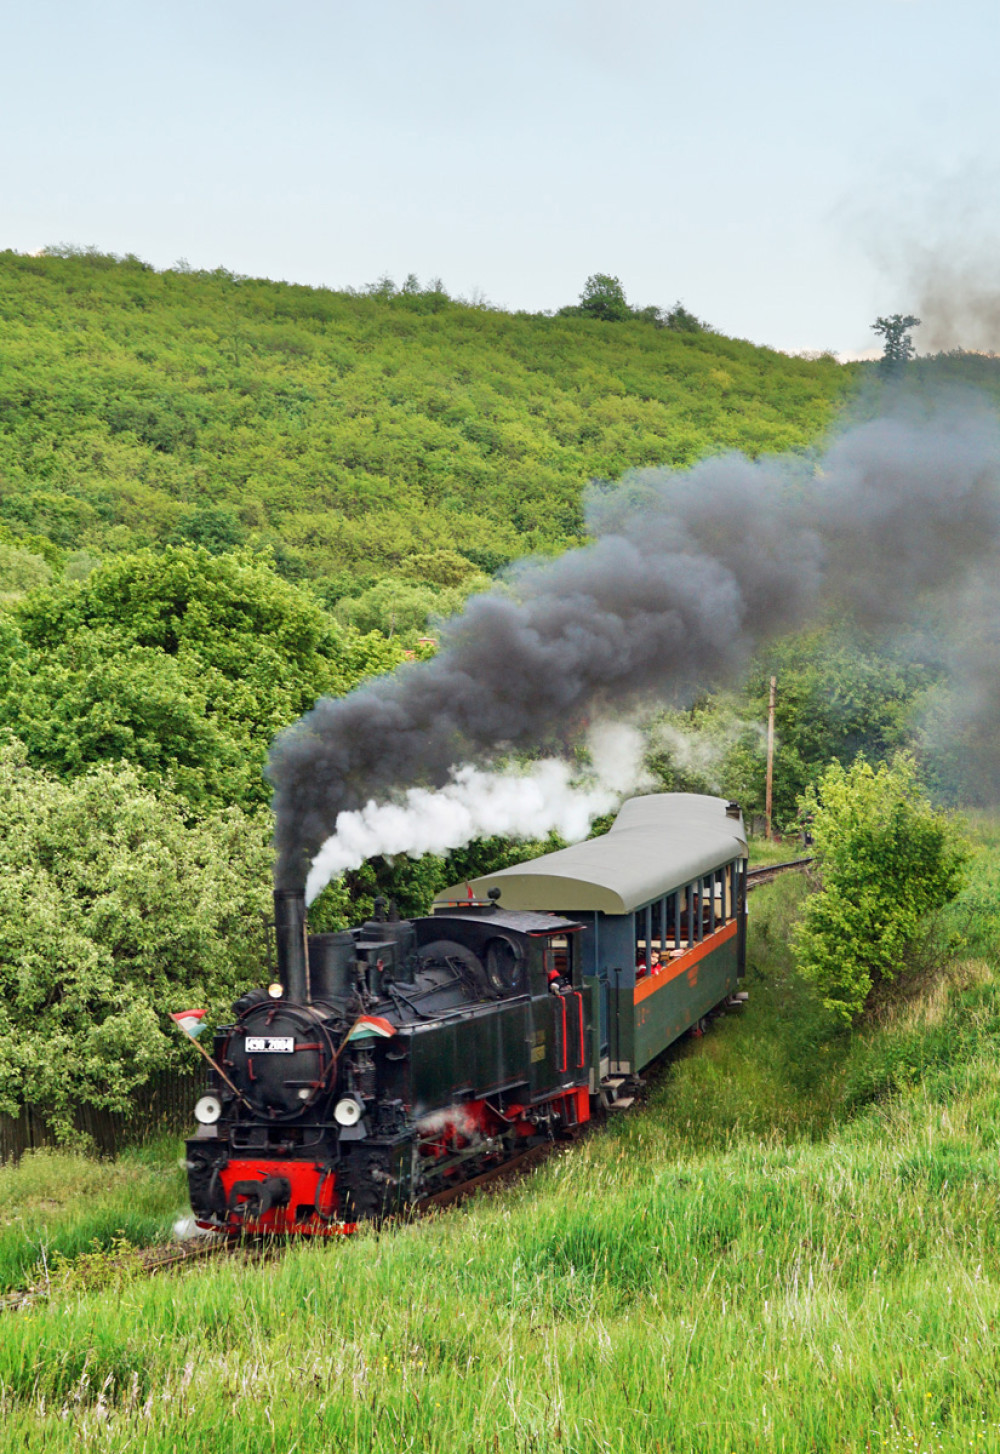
[{"left": 746, "top": 855, "right": 813, "bottom": 890}]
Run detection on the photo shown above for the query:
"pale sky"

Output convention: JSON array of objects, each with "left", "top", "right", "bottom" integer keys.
[{"left": 2, "top": 0, "right": 998, "bottom": 354}]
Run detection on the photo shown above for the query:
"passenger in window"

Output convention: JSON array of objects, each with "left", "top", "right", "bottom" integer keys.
[{"left": 635, "top": 950, "right": 661, "bottom": 979}]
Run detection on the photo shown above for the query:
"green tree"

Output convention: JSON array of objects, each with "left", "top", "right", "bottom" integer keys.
[
  {"left": 1, "top": 548, "right": 408, "bottom": 809},
  {"left": 662, "top": 301, "right": 707, "bottom": 332},
  {"left": 0, "top": 740, "right": 272, "bottom": 1136},
  {"left": 332, "top": 577, "right": 479, "bottom": 643},
  {"left": 741, "top": 631, "right": 932, "bottom": 825},
  {"left": 872, "top": 313, "right": 921, "bottom": 368},
  {"left": 793, "top": 755, "right": 968, "bottom": 1023},
  {"left": 0, "top": 543, "right": 51, "bottom": 595},
  {"left": 308, "top": 831, "right": 568, "bottom": 929},
  {"left": 576, "top": 273, "right": 633, "bottom": 322}
]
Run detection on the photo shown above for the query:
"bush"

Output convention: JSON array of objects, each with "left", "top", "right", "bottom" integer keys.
[
  {"left": 793, "top": 754, "right": 969, "bottom": 1022},
  {"left": 0, "top": 739, "right": 272, "bottom": 1135},
  {"left": 0, "top": 543, "right": 51, "bottom": 595}
]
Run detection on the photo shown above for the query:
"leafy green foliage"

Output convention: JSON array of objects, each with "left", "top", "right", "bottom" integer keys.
[
  {"left": 0, "top": 740, "right": 273, "bottom": 1135},
  {"left": 308, "top": 832, "right": 568, "bottom": 929},
  {"left": 0, "top": 547, "right": 407, "bottom": 809},
  {"left": 793, "top": 755, "right": 969, "bottom": 1021},
  {"left": 0, "top": 543, "right": 51, "bottom": 596},
  {"left": 0, "top": 250, "right": 855, "bottom": 586},
  {"left": 331, "top": 574, "right": 486, "bottom": 643},
  {"left": 574, "top": 272, "right": 634, "bottom": 322},
  {"left": 744, "top": 631, "right": 934, "bottom": 823},
  {"left": 559, "top": 276, "right": 710, "bottom": 333},
  {"left": 661, "top": 300, "right": 708, "bottom": 332},
  {"left": 643, "top": 631, "right": 934, "bottom": 831},
  {"left": 872, "top": 312, "right": 921, "bottom": 366}
]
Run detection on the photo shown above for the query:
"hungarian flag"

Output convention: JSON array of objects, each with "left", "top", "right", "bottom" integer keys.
[
  {"left": 347, "top": 1015, "right": 396, "bottom": 1042},
  {"left": 170, "top": 1009, "right": 208, "bottom": 1038}
]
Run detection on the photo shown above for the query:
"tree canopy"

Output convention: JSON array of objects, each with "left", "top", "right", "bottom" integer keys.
[
  {"left": 577, "top": 273, "right": 634, "bottom": 322},
  {"left": 0, "top": 547, "right": 408, "bottom": 810},
  {"left": 872, "top": 314, "right": 921, "bottom": 368},
  {"left": 0, "top": 740, "right": 272, "bottom": 1135},
  {"left": 0, "top": 249, "right": 854, "bottom": 592}
]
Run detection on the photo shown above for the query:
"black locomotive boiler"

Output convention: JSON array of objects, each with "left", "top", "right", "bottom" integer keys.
[{"left": 185, "top": 793, "right": 748, "bottom": 1234}]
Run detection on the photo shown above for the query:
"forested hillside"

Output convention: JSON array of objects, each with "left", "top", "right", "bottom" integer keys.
[
  {"left": 0, "top": 248, "right": 874, "bottom": 1126},
  {"left": 0, "top": 249, "right": 854, "bottom": 605}
]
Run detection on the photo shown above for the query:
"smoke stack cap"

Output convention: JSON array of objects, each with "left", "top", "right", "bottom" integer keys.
[{"left": 488, "top": 887, "right": 502, "bottom": 903}]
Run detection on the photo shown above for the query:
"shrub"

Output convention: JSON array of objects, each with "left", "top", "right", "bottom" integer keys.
[{"left": 793, "top": 754, "right": 969, "bottom": 1022}]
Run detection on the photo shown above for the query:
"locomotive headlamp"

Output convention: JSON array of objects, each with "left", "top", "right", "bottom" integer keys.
[
  {"left": 334, "top": 1095, "right": 365, "bottom": 1127},
  {"left": 267, "top": 982, "right": 284, "bottom": 999},
  {"left": 194, "top": 1094, "right": 222, "bottom": 1125}
]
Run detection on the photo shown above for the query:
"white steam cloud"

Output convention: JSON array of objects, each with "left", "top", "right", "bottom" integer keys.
[
  {"left": 304, "top": 722, "right": 651, "bottom": 905},
  {"left": 650, "top": 715, "right": 765, "bottom": 790}
]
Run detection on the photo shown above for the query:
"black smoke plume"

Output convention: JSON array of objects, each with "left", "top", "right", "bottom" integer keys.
[{"left": 268, "top": 401, "right": 1000, "bottom": 890}]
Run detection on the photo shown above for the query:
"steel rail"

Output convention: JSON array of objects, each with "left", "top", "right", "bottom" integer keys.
[{"left": 745, "top": 856, "right": 813, "bottom": 890}]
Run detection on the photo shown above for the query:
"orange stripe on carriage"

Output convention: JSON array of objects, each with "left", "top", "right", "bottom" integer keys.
[{"left": 632, "top": 919, "right": 738, "bottom": 1005}]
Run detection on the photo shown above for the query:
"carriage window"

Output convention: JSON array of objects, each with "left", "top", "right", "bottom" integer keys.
[
  {"left": 635, "top": 868, "right": 736, "bottom": 967},
  {"left": 544, "top": 936, "right": 571, "bottom": 983}
]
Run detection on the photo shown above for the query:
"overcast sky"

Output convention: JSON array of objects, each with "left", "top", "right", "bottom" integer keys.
[{"left": 2, "top": 0, "right": 997, "bottom": 355}]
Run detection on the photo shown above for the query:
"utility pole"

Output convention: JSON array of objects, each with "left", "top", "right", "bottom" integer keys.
[{"left": 765, "top": 675, "right": 776, "bottom": 840}]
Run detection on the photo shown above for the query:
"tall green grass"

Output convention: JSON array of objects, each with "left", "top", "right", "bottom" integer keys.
[
  {"left": 4, "top": 1091, "right": 1000, "bottom": 1452},
  {"left": 0, "top": 1136, "right": 187, "bottom": 1292},
  {"left": 3, "top": 833, "right": 1000, "bottom": 1451}
]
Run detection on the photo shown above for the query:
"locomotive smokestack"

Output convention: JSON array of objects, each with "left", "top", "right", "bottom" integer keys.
[{"left": 273, "top": 890, "right": 311, "bottom": 1003}]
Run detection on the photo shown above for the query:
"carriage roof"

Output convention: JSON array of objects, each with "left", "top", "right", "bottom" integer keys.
[{"left": 433, "top": 793, "right": 748, "bottom": 916}]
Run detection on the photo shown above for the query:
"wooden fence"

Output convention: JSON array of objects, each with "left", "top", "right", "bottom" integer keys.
[{"left": 0, "top": 1068, "right": 206, "bottom": 1162}]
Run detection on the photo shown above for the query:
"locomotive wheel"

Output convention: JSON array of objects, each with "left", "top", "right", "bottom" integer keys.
[{"left": 338, "top": 1147, "right": 404, "bottom": 1222}]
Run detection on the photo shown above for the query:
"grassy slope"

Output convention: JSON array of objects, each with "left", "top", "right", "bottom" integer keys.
[
  {"left": 4, "top": 833, "right": 1000, "bottom": 1452},
  {"left": 0, "top": 252, "right": 855, "bottom": 581}
]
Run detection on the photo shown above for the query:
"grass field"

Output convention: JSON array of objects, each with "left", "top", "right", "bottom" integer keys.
[
  {"left": 2, "top": 831, "right": 999, "bottom": 1452},
  {"left": 0, "top": 1136, "right": 187, "bottom": 1295}
]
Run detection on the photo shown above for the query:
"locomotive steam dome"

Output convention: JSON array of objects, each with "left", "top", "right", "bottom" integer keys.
[{"left": 224, "top": 1002, "right": 335, "bottom": 1119}]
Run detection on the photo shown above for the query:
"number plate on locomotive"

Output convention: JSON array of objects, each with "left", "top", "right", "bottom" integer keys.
[{"left": 245, "top": 1036, "right": 295, "bottom": 1053}]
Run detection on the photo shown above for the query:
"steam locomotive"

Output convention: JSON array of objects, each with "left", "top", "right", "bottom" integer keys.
[{"left": 185, "top": 794, "right": 748, "bottom": 1234}]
